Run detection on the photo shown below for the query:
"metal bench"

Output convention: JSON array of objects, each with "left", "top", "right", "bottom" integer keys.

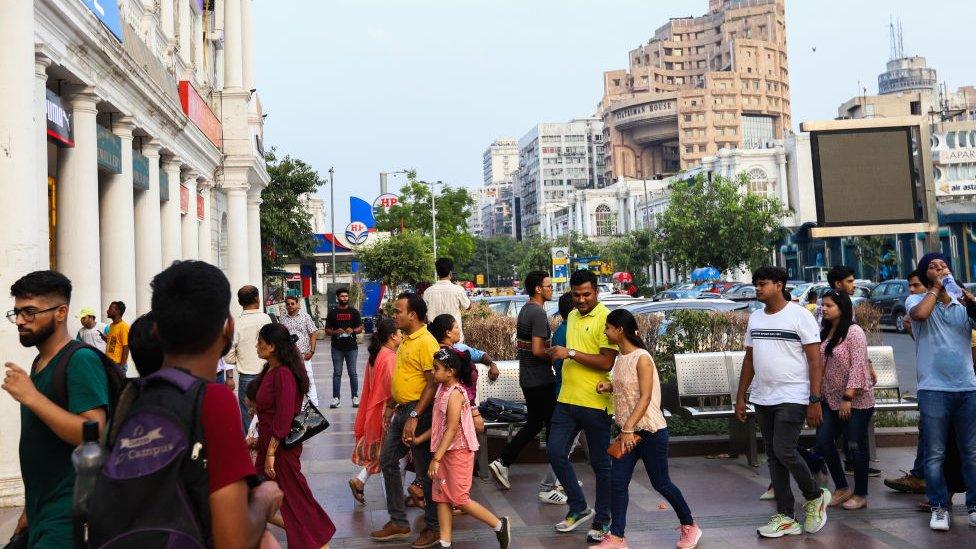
[
  {"left": 474, "top": 361, "right": 525, "bottom": 480},
  {"left": 867, "top": 346, "right": 916, "bottom": 459}
]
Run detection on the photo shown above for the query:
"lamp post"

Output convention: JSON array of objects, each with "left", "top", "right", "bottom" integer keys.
[
  {"left": 429, "top": 180, "right": 443, "bottom": 259},
  {"left": 328, "top": 167, "right": 336, "bottom": 284}
]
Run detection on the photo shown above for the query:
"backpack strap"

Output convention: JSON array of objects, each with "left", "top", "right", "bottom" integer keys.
[{"left": 50, "top": 339, "right": 86, "bottom": 410}]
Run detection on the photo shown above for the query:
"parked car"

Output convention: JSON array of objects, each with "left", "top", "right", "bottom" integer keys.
[
  {"left": 654, "top": 283, "right": 699, "bottom": 301},
  {"left": 722, "top": 283, "right": 757, "bottom": 301},
  {"left": 867, "top": 279, "right": 911, "bottom": 333},
  {"left": 622, "top": 298, "right": 750, "bottom": 336},
  {"left": 794, "top": 282, "right": 872, "bottom": 307},
  {"left": 470, "top": 295, "right": 561, "bottom": 318}
]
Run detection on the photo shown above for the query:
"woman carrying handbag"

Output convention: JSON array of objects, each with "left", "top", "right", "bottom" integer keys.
[
  {"left": 594, "top": 309, "right": 702, "bottom": 549},
  {"left": 255, "top": 323, "right": 335, "bottom": 548}
]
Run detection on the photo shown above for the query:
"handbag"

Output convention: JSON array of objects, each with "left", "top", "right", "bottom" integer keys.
[
  {"left": 606, "top": 434, "right": 642, "bottom": 460},
  {"left": 478, "top": 397, "right": 528, "bottom": 423},
  {"left": 283, "top": 398, "right": 329, "bottom": 448}
]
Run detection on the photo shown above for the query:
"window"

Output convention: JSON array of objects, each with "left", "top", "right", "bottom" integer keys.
[
  {"left": 595, "top": 204, "right": 616, "bottom": 237},
  {"left": 747, "top": 167, "right": 773, "bottom": 198}
]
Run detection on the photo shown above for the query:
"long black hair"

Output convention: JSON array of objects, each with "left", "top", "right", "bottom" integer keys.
[
  {"left": 434, "top": 347, "right": 473, "bottom": 387},
  {"left": 428, "top": 313, "right": 456, "bottom": 344},
  {"left": 820, "top": 290, "right": 853, "bottom": 358},
  {"left": 606, "top": 309, "right": 646, "bottom": 350},
  {"left": 257, "top": 323, "right": 311, "bottom": 396},
  {"left": 368, "top": 318, "right": 397, "bottom": 366}
]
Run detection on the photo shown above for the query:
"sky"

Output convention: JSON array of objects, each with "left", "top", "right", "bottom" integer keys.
[{"left": 253, "top": 0, "right": 974, "bottom": 231}]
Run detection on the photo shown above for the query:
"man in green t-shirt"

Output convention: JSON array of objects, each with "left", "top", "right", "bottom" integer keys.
[{"left": 3, "top": 271, "right": 109, "bottom": 547}]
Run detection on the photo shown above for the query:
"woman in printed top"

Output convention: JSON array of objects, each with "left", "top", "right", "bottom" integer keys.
[
  {"left": 254, "top": 323, "right": 335, "bottom": 548},
  {"left": 594, "top": 309, "right": 702, "bottom": 549},
  {"left": 349, "top": 318, "right": 402, "bottom": 504},
  {"left": 428, "top": 313, "right": 499, "bottom": 408},
  {"left": 813, "top": 290, "right": 875, "bottom": 510},
  {"left": 425, "top": 347, "right": 511, "bottom": 549}
]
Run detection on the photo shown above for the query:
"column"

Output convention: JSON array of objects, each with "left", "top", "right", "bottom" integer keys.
[
  {"left": 225, "top": 180, "right": 250, "bottom": 293},
  {"left": 197, "top": 179, "right": 214, "bottom": 263},
  {"left": 242, "top": 0, "right": 255, "bottom": 92},
  {"left": 193, "top": 9, "right": 205, "bottom": 82},
  {"left": 99, "top": 117, "right": 138, "bottom": 321},
  {"left": 247, "top": 188, "right": 264, "bottom": 290},
  {"left": 224, "top": 0, "right": 243, "bottom": 90},
  {"left": 134, "top": 140, "right": 163, "bottom": 314},
  {"left": 34, "top": 55, "right": 53, "bottom": 268},
  {"left": 181, "top": 169, "right": 199, "bottom": 259},
  {"left": 0, "top": 0, "right": 38, "bottom": 506},
  {"left": 777, "top": 151, "right": 789, "bottom": 208},
  {"left": 56, "top": 88, "right": 101, "bottom": 331},
  {"left": 160, "top": 0, "right": 175, "bottom": 45},
  {"left": 160, "top": 156, "right": 184, "bottom": 266},
  {"left": 177, "top": 0, "right": 192, "bottom": 66}
]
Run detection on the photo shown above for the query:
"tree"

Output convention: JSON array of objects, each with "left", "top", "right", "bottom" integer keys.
[
  {"left": 373, "top": 171, "right": 476, "bottom": 265},
  {"left": 355, "top": 231, "right": 434, "bottom": 292},
  {"left": 517, "top": 236, "right": 555, "bottom": 279},
  {"left": 605, "top": 229, "right": 656, "bottom": 287},
  {"left": 852, "top": 235, "right": 897, "bottom": 281},
  {"left": 260, "top": 149, "right": 324, "bottom": 274},
  {"left": 655, "top": 173, "right": 790, "bottom": 274},
  {"left": 457, "top": 235, "right": 521, "bottom": 285}
]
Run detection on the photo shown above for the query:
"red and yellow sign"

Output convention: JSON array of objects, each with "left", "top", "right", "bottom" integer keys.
[{"left": 178, "top": 81, "right": 222, "bottom": 149}]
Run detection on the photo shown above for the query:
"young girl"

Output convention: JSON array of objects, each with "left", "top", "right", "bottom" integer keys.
[
  {"left": 814, "top": 290, "right": 875, "bottom": 510},
  {"left": 595, "top": 309, "right": 702, "bottom": 549},
  {"left": 427, "top": 348, "right": 510, "bottom": 549},
  {"left": 349, "top": 318, "right": 402, "bottom": 504}
]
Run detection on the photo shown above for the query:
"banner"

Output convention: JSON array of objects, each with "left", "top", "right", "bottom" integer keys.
[
  {"left": 96, "top": 125, "right": 122, "bottom": 174},
  {"left": 132, "top": 151, "right": 150, "bottom": 190}
]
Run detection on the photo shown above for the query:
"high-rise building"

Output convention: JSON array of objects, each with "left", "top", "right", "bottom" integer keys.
[
  {"left": 516, "top": 118, "right": 605, "bottom": 239},
  {"left": 483, "top": 138, "right": 519, "bottom": 185},
  {"left": 598, "top": 0, "right": 791, "bottom": 180}
]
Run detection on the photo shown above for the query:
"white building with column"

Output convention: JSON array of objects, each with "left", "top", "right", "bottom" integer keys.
[{"left": 0, "top": 0, "right": 268, "bottom": 505}]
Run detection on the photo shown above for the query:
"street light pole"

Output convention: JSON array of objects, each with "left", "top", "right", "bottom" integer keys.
[
  {"left": 329, "top": 167, "right": 336, "bottom": 285},
  {"left": 430, "top": 180, "right": 442, "bottom": 260}
]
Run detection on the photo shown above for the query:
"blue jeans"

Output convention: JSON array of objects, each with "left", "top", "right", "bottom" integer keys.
[
  {"left": 546, "top": 402, "right": 612, "bottom": 525},
  {"left": 215, "top": 370, "right": 226, "bottom": 384},
  {"left": 237, "top": 372, "right": 260, "bottom": 433},
  {"left": 610, "top": 429, "right": 693, "bottom": 537},
  {"left": 815, "top": 403, "right": 874, "bottom": 496},
  {"left": 911, "top": 421, "right": 925, "bottom": 479},
  {"left": 917, "top": 389, "right": 976, "bottom": 510},
  {"left": 331, "top": 347, "right": 359, "bottom": 400}
]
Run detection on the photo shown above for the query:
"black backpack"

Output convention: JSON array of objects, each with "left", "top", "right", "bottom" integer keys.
[
  {"left": 478, "top": 397, "right": 528, "bottom": 423},
  {"left": 32, "top": 339, "right": 126, "bottom": 411},
  {"left": 86, "top": 368, "right": 212, "bottom": 548}
]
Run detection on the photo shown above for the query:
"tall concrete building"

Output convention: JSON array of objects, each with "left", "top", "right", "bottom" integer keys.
[
  {"left": 516, "top": 118, "right": 605, "bottom": 239},
  {"left": 598, "top": 0, "right": 791, "bottom": 180},
  {"left": 483, "top": 138, "right": 519, "bottom": 185},
  {"left": 476, "top": 183, "right": 515, "bottom": 237}
]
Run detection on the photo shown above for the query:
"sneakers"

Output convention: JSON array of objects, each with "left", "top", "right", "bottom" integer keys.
[
  {"left": 592, "top": 533, "right": 628, "bottom": 549},
  {"left": 676, "top": 523, "right": 703, "bottom": 549},
  {"left": 538, "top": 488, "right": 568, "bottom": 505},
  {"left": 352, "top": 396, "right": 360, "bottom": 407},
  {"left": 488, "top": 459, "right": 511, "bottom": 490},
  {"left": 554, "top": 508, "right": 595, "bottom": 532},
  {"left": 496, "top": 516, "right": 511, "bottom": 549},
  {"left": 930, "top": 507, "right": 950, "bottom": 531},
  {"left": 759, "top": 487, "right": 775, "bottom": 500},
  {"left": 883, "top": 472, "right": 926, "bottom": 494},
  {"left": 329, "top": 397, "right": 340, "bottom": 409},
  {"left": 844, "top": 463, "right": 881, "bottom": 477},
  {"left": 803, "top": 487, "right": 831, "bottom": 534},
  {"left": 369, "top": 521, "right": 411, "bottom": 541},
  {"left": 757, "top": 514, "right": 802, "bottom": 538},
  {"left": 586, "top": 522, "right": 610, "bottom": 543},
  {"left": 968, "top": 509, "right": 976, "bottom": 527}
]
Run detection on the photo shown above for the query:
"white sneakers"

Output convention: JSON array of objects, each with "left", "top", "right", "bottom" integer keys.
[
  {"left": 930, "top": 508, "right": 950, "bottom": 531},
  {"left": 352, "top": 396, "right": 360, "bottom": 407},
  {"left": 538, "top": 489, "right": 568, "bottom": 505},
  {"left": 488, "top": 460, "right": 511, "bottom": 489},
  {"left": 969, "top": 510, "right": 976, "bottom": 527},
  {"left": 329, "top": 397, "right": 340, "bottom": 409}
]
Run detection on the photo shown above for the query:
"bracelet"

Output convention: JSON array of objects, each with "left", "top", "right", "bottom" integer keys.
[
  {"left": 432, "top": 457, "right": 440, "bottom": 462},
  {"left": 620, "top": 429, "right": 635, "bottom": 434}
]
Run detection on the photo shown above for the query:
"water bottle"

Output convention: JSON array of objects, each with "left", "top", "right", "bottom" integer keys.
[
  {"left": 942, "top": 274, "right": 964, "bottom": 299},
  {"left": 73, "top": 420, "right": 105, "bottom": 547}
]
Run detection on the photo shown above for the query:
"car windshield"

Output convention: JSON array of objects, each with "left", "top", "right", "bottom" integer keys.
[{"left": 791, "top": 283, "right": 812, "bottom": 298}]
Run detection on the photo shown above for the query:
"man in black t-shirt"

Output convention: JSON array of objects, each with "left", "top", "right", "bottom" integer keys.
[{"left": 325, "top": 288, "right": 363, "bottom": 408}]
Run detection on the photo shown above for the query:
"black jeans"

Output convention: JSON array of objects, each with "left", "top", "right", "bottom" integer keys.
[
  {"left": 755, "top": 403, "right": 821, "bottom": 518},
  {"left": 815, "top": 403, "right": 874, "bottom": 496},
  {"left": 499, "top": 382, "right": 557, "bottom": 467}
]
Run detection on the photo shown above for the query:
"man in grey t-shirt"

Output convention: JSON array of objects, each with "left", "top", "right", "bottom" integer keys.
[{"left": 490, "top": 271, "right": 564, "bottom": 503}]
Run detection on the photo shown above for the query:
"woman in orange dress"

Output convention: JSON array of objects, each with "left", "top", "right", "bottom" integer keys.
[{"left": 349, "top": 318, "right": 401, "bottom": 503}]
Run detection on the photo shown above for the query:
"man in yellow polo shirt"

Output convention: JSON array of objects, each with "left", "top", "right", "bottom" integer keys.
[
  {"left": 547, "top": 269, "right": 618, "bottom": 542},
  {"left": 371, "top": 292, "right": 441, "bottom": 548}
]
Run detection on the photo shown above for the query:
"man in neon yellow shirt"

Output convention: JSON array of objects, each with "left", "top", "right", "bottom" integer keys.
[{"left": 547, "top": 269, "right": 618, "bottom": 542}]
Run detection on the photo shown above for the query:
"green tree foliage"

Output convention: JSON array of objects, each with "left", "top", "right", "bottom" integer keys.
[
  {"left": 373, "top": 171, "right": 476, "bottom": 265},
  {"left": 457, "top": 236, "right": 521, "bottom": 284},
  {"left": 356, "top": 231, "right": 434, "bottom": 292},
  {"left": 655, "top": 173, "right": 790, "bottom": 274},
  {"left": 260, "top": 150, "right": 324, "bottom": 274},
  {"left": 852, "top": 235, "right": 897, "bottom": 281},
  {"left": 605, "top": 229, "right": 656, "bottom": 287},
  {"left": 517, "top": 236, "right": 555, "bottom": 278}
]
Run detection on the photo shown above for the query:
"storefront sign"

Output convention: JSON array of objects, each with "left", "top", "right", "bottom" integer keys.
[
  {"left": 345, "top": 222, "right": 369, "bottom": 246},
  {"left": 936, "top": 179, "right": 976, "bottom": 197},
  {"left": 197, "top": 194, "right": 205, "bottom": 221},
  {"left": 133, "top": 151, "right": 150, "bottom": 190},
  {"left": 178, "top": 81, "right": 222, "bottom": 148},
  {"left": 80, "top": 0, "right": 124, "bottom": 43},
  {"left": 372, "top": 193, "right": 400, "bottom": 214},
  {"left": 46, "top": 89, "right": 73, "bottom": 147},
  {"left": 939, "top": 148, "right": 976, "bottom": 164},
  {"left": 96, "top": 125, "right": 122, "bottom": 174},
  {"left": 180, "top": 184, "right": 189, "bottom": 214},
  {"left": 159, "top": 171, "right": 169, "bottom": 201}
]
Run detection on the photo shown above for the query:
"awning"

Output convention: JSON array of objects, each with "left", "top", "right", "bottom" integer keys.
[{"left": 936, "top": 201, "right": 976, "bottom": 224}]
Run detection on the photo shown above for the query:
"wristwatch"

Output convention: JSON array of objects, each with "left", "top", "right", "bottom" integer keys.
[
  {"left": 568, "top": 349, "right": 577, "bottom": 359},
  {"left": 808, "top": 394, "right": 822, "bottom": 404},
  {"left": 409, "top": 410, "right": 419, "bottom": 419}
]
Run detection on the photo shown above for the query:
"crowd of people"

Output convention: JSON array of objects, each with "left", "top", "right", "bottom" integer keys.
[{"left": 3, "top": 251, "right": 975, "bottom": 548}]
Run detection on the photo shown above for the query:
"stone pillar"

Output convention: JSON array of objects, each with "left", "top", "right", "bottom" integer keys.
[
  {"left": 242, "top": 0, "right": 255, "bottom": 93},
  {"left": 224, "top": 0, "right": 243, "bottom": 90},
  {"left": 99, "top": 117, "right": 138, "bottom": 321},
  {"left": 197, "top": 179, "right": 214, "bottom": 263},
  {"left": 57, "top": 88, "right": 101, "bottom": 333},
  {"left": 225, "top": 180, "right": 250, "bottom": 294},
  {"left": 0, "top": 0, "right": 38, "bottom": 505},
  {"left": 247, "top": 188, "right": 264, "bottom": 290},
  {"left": 160, "top": 0, "right": 175, "bottom": 46},
  {"left": 160, "top": 156, "right": 183, "bottom": 267},
  {"left": 177, "top": 0, "right": 192, "bottom": 66},
  {"left": 134, "top": 141, "right": 163, "bottom": 314},
  {"left": 181, "top": 169, "right": 199, "bottom": 259},
  {"left": 34, "top": 55, "right": 53, "bottom": 266},
  {"left": 193, "top": 9, "right": 205, "bottom": 82},
  {"left": 777, "top": 150, "right": 789, "bottom": 207}
]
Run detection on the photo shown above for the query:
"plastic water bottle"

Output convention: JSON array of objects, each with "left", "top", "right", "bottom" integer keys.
[
  {"left": 942, "top": 274, "right": 964, "bottom": 299},
  {"left": 73, "top": 420, "right": 105, "bottom": 546}
]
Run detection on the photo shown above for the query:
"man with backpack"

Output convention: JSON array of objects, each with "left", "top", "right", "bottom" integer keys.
[{"left": 2, "top": 270, "right": 114, "bottom": 547}]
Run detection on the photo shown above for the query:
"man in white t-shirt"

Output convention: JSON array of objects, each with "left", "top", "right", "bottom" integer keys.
[
  {"left": 422, "top": 257, "right": 471, "bottom": 340},
  {"left": 75, "top": 307, "right": 107, "bottom": 353},
  {"left": 735, "top": 266, "right": 830, "bottom": 538}
]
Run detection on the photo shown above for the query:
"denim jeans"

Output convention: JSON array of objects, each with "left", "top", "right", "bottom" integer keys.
[
  {"left": 379, "top": 402, "right": 438, "bottom": 530},
  {"left": 911, "top": 421, "right": 925, "bottom": 479},
  {"left": 814, "top": 403, "right": 874, "bottom": 496},
  {"left": 215, "top": 370, "right": 226, "bottom": 384},
  {"left": 917, "top": 389, "right": 976, "bottom": 510},
  {"left": 330, "top": 347, "right": 359, "bottom": 400},
  {"left": 609, "top": 428, "right": 693, "bottom": 537},
  {"left": 755, "top": 403, "right": 821, "bottom": 518},
  {"left": 546, "top": 402, "right": 612, "bottom": 525},
  {"left": 237, "top": 372, "right": 260, "bottom": 433}
]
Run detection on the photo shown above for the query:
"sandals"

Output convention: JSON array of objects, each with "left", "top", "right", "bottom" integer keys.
[{"left": 348, "top": 478, "right": 366, "bottom": 504}]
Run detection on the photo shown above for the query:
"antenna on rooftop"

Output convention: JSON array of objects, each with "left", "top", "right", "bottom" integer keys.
[{"left": 888, "top": 16, "right": 904, "bottom": 60}]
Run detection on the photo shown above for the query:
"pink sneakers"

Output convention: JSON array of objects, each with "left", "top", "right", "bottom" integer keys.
[
  {"left": 592, "top": 533, "right": 628, "bottom": 549},
  {"left": 676, "top": 523, "right": 702, "bottom": 548}
]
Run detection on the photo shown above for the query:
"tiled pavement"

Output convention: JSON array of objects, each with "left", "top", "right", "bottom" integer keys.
[{"left": 2, "top": 342, "right": 974, "bottom": 547}]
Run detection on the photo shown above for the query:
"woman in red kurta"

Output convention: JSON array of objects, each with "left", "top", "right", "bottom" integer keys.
[
  {"left": 349, "top": 318, "right": 401, "bottom": 503},
  {"left": 255, "top": 323, "right": 335, "bottom": 548}
]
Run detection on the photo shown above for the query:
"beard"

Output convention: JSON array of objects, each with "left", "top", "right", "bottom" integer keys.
[{"left": 19, "top": 320, "right": 56, "bottom": 347}]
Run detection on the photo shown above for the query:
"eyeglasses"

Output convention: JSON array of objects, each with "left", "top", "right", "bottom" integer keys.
[{"left": 6, "top": 304, "right": 66, "bottom": 324}]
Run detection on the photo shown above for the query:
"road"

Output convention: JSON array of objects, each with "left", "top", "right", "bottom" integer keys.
[{"left": 880, "top": 330, "right": 917, "bottom": 395}]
